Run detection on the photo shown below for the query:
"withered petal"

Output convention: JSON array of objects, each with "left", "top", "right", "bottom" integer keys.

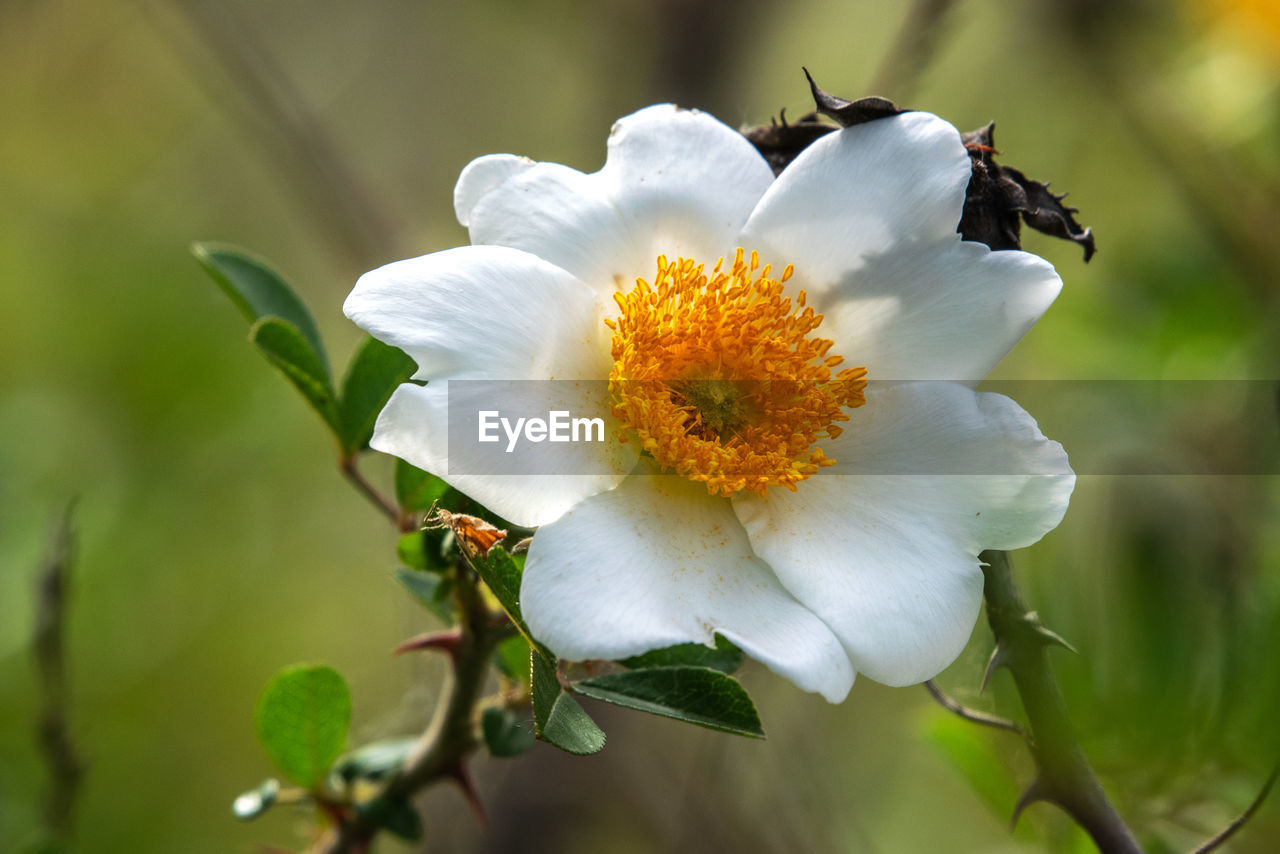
[
  {"left": 803, "top": 67, "right": 905, "bottom": 128},
  {"left": 742, "top": 76, "right": 1096, "bottom": 261}
]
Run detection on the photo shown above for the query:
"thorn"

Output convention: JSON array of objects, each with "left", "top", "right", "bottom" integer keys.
[
  {"left": 1011, "top": 777, "right": 1051, "bottom": 830},
  {"left": 924, "top": 680, "right": 1025, "bottom": 736},
  {"left": 445, "top": 759, "right": 486, "bottom": 826},
  {"left": 1024, "top": 612, "right": 1079, "bottom": 654},
  {"left": 393, "top": 627, "right": 463, "bottom": 658},
  {"left": 982, "top": 643, "right": 1010, "bottom": 693}
]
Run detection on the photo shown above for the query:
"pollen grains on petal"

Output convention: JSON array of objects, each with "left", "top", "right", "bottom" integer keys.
[{"left": 607, "top": 249, "right": 868, "bottom": 497}]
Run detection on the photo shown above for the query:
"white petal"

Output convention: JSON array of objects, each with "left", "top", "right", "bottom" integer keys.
[
  {"left": 454, "top": 154, "right": 535, "bottom": 228},
  {"left": 522, "top": 472, "right": 855, "bottom": 702},
  {"left": 463, "top": 105, "right": 774, "bottom": 297},
  {"left": 467, "top": 163, "right": 638, "bottom": 296},
  {"left": 732, "top": 382, "right": 1073, "bottom": 686},
  {"left": 738, "top": 111, "right": 972, "bottom": 292},
  {"left": 820, "top": 239, "right": 1062, "bottom": 383},
  {"left": 597, "top": 105, "right": 776, "bottom": 265},
  {"left": 834, "top": 383, "right": 1074, "bottom": 550},
  {"left": 370, "top": 382, "right": 635, "bottom": 527},
  {"left": 343, "top": 244, "right": 612, "bottom": 382}
]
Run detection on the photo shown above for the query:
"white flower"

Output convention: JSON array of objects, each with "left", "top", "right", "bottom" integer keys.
[{"left": 345, "top": 105, "right": 1074, "bottom": 702}]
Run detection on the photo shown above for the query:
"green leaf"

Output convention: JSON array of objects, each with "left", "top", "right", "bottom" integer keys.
[
  {"left": 396, "top": 528, "right": 453, "bottom": 574},
  {"left": 493, "top": 634, "right": 532, "bottom": 684},
  {"left": 394, "top": 459, "right": 450, "bottom": 512},
  {"left": 531, "top": 649, "right": 559, "bottom": 732},
  {"left": 358, "top": 795, "right": 423, "bottom": 842},
  {"left": 254, "top": 664, "right": 351, "bottom": 788},
  {"left": 481, "top": 707, "right": 535, "bottom": 758},
  {"left": 531, "top": 650, "right": 605, "bottom": 755},
  {"left": 462, "top": 546, "right": 544, "bottom": 652},
  {"left": 392, "top": 567, "right": 453, "bottom": 623},
  {"left": 571, "top": 666, "right": 763, "bottom": 738},
  {"left": 621, "top": 634, "right": 743, "bottom": 673},
  {"left": 249, "top": 317, "right": 339, "bottom": 430},
  {"left": 231, "top": 778, "right": 280, "bottom": 820},
  {"left": 542, "top": 693, "right": 607, "bottom": 755},
  {"left": 333, "top": 738, "right": 416, "bottom": 784},
  {"left": 337, "top": 336, "right": 417, "bottom": 454},
  {"left": 397, "top": 531, "right": 428, "bottom": 571},
  {"left": 193, "top": 242, "right": 328, "bottom": 364}
]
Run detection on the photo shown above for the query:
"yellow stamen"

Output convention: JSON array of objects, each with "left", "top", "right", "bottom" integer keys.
[{"left": 608, "top": 248, "right": 868, "bottom": 497}]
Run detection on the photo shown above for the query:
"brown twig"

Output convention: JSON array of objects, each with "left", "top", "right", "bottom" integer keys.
[
  {"left": 33, "top": 501, "right": 84, "bottom": 841},
  {"left": 338, "top": 455, "right": 405, "bottom": 528},
  {"left": 982, "top": 550, "right": 1142, "bottom": 853},
  {"left": 923, "top": 679, "right": 1026, "bottom": 737},
  {"left": 1191, "top": 761, "right": 1279, "bottom": 854}
]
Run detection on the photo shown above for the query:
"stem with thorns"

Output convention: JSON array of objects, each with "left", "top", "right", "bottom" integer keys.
[
  {"left": 981, "top": 549, "right": 1142, "bottom": 853},
  {"left": 308, "top": 530, "right": 512, "bottom": 853}
]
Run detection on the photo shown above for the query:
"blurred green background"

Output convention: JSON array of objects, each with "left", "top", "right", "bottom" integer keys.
[{"left": 3, "top": 0, "right": 1280, "bottom": 851}]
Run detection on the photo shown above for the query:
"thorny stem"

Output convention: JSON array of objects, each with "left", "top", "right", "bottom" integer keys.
[
  {"left": 923, "top": 679, "right": 1025, "bottom": 737},
  {"left": 33, "top": 501, "right": 84, "bottom": 841},
  {"left": 308, "top": 550, "right": 510, "bottom": 853},
  {"left": 981, "top": 550, "right": 1143, "bottom": 854}
]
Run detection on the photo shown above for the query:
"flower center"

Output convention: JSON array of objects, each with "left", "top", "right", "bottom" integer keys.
[{"left": 605, "top": 248, "right": 868, "bottom": 497}]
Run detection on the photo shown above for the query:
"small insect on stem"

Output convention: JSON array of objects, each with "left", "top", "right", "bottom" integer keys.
[{"left": 423, "top": 504, "right": 507, "bottom": 560}]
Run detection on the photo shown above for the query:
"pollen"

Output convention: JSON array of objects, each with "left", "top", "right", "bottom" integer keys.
[{"left": 606, "top": 248, "right": 868, "bottom": 497}]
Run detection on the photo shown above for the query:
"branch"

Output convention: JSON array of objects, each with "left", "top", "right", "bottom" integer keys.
[
  {"left": 981, "top": 549, "right": 1143, "bottom": 854},
  {"left": 923, "top": 679, "right": 1026, "bottom": 737},
  {"left": 308, "top": 562, "right": 509, "bottom": 853},
  {"left": 1191, "top": 761, "right": 1279, "bottom": 854},
  {"left": 33, "top": 501, "right": 84, "bottom": 840},
  {"left": 338, "top": 455, "right": 406, "bottom": 529}
]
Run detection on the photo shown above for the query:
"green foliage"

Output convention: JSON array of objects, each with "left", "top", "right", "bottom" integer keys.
[
  {"left": 336, "top": 335, "right": 416, "bottom": 454},
  {"left": 572, "top": 667, "right": 763, "bottom": 738},
  {"left": 481, "top": 707, "right": 535, "bottom": 758},
  {"left": 231, "top": 778, "right": 280, "bottom": 820},
  {"left": 621, "top": 634, "right": 743, "bottom": 673},
  {"left": 193, "top": 243, "right": 328, "bottom": 361},
  {"left": 195, "top": 243, "right": 338, "bottom": 432},
  {"left": 461, "top": 545, "right": 545, "bottom": 655},
  {"left": 194, "top": 243, "right": 417, "bottom": 456},
  {"left": 394, "top": 460, "right": 451, "bottom": 512},
  {"left": 467, "top": 546, "right": 523, "bottom": 624},
  {"left": 392, "top": 567, "right": 454, "bottom": 622},
  {"left": 249, "top": 317, "right": 340, "bottom": 430},
  {"left": 254, "top": 664, "right": 351, "bottom": 788},
  {"left": 493, "top": 634, "right": 532, "bottom": 684},
  {"left": 357, "top": 795, "right": 423, "bottom": 842},
  {"left": 398, "top": 526, "right": 455, "bottom": 574},
  {"left": 531, "top": 651, "right": 605, "bottom": 755}
]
